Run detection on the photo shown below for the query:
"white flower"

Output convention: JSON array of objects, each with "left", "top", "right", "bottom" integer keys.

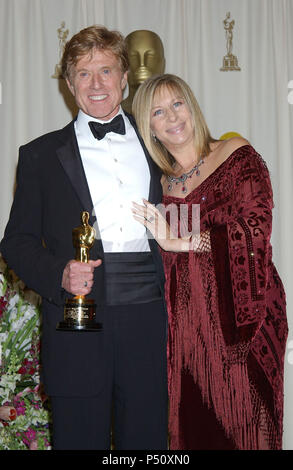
[
  {"left": 0, "top": 257, "right": 50, "bottom": 449},
  {"left": 0, "top": 373, "right": 21, "bottom": 404},
  {"left": 8, "top": 294, "right": 18, "bottom": 309},
  {"left": 0, "top": 333, "right": 8, "bottom": 343}
]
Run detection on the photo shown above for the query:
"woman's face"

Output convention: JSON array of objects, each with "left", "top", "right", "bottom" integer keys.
[{"left": 150, "top": 86, "right": 195, "bottom": 152}]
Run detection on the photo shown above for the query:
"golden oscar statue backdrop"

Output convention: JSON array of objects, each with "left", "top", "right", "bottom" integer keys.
[{"left": 122, "top": 30, "right": 165, "bottom": 114}]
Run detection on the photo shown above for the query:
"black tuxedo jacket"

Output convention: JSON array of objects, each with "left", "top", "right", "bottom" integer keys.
[{"left": 0, "top": 112, "right": 166, "bottom": 396}]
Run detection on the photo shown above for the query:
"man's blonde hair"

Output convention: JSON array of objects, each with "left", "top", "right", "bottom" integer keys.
[{"left": 61, "top": 25, "right": 129, "bottom": 81}]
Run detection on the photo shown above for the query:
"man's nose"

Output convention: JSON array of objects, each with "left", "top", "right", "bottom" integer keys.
[{"left": 90, "top": 73, "right": 103, "bottom": 88}]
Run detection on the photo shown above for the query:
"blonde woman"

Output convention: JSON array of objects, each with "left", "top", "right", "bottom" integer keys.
[{"left": 132, "top": 74, "right": 288, "bottom": 450}]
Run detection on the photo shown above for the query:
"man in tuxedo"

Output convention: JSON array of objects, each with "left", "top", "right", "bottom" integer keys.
[{"left": 0, "top": 25, "right": 168, "bottom": 450}]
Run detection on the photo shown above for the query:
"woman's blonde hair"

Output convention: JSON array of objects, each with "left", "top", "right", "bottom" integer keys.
[
  {"left": 61, "top": 25, "right": 129, "bottom": 81},
  {"left": 132, "top": 74, "right": 216, "bottom": 174}
]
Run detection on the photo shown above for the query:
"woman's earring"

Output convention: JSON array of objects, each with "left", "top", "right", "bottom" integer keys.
[{"left": 151, "top": 133, "right": 157, "bottom": 142}]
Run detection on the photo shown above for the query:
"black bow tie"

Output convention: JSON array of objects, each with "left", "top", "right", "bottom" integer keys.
[{"left": 88, "top": 115, "right": 126, "bottom": 140}]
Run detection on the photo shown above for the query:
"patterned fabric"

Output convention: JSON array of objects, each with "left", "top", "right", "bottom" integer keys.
[{"left": 161, "top": 145, "right": 288, "bottom": 450}]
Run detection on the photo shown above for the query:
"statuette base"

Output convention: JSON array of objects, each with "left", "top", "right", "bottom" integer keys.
[
  {"left": 220, "top": 54, "right": 241, "bottom": 71},
  {"left": 56, "top": 320, "right": 102, "bottom": 331},
  {"left": 56, "top": 297, "right": 102, "bottom": 332}
]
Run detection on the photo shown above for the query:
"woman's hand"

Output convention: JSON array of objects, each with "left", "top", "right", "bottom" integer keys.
[{"left": 132, "top": 199, "right": 191, "bottom": 252}]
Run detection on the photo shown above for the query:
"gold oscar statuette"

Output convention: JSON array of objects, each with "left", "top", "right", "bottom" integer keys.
[
  {"left": 56, "top": 211, "right": 102, "bottom": 331},
  {"left": 220, "top": 12, "right": 241, "bottom": 71}
]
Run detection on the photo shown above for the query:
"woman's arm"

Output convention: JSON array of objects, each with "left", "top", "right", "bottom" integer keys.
[{"left": 132, "top": 199, "right": 211, "bottom": 252}]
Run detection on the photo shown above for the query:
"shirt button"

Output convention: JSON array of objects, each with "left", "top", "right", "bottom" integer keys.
[
  {"left": 120, "top": 227, "right": 123, "bottom": 232},
  {"left": 114, "top": 158, "right": 118, "bottom": 162}
]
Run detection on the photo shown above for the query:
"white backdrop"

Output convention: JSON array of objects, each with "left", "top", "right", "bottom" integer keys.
[{"left": 0, "top": 0, "right": 292, "bottom": 449}]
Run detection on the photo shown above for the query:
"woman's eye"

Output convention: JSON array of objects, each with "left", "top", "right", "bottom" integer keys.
[
  {"left": 173, "top": 101, "right": 182, "bottom": 108},
  {"left": 153, "top": 109, "right": 163, "bottom": 116}
]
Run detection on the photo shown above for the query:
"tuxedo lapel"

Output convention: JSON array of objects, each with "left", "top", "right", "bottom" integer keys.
[
  {"left": 56, "top": 121, "right": 94, "bottom": 220},
  {"left": 126, "top": 112, "right": 163, "bottom": 204},
  {"left": 56, "top": 121, "right": 103, "bottom": 256}
]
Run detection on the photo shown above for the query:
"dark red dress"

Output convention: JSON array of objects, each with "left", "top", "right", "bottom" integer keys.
[{"left": 161, "top": 145, "right": 288, "bottom": 450}]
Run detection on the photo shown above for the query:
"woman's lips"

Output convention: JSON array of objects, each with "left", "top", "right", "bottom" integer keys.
[{"left": 166, "top": 123, "right": 185, "bottom": 134}]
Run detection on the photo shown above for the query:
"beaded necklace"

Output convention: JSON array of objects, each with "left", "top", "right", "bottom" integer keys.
[{"left": 167, "top": 156, "right": 205, "bottom": 193}]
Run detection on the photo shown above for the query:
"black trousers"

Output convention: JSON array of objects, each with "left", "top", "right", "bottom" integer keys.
[{"left": 51, "top": 299, "right": 168, "bottom": 450}]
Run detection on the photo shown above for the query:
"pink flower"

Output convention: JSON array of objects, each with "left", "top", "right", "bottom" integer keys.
[
  {"left": 17, "top": 358, "right": 36, "bottom": 375},
  {"left": 0, "top": 405, "right": 17, "bottom": 421},
  {"left": 22, "top": 428, "right": 37, "bottom": 447},
  {"left": 29, "top": 440, "right": 38, "bottom": 450},
  {"left": 0, "top": 296, "right": 7, "bottom": 318},
  {"left": 13, "top": 398, "right": 26, "bottom": 416}
]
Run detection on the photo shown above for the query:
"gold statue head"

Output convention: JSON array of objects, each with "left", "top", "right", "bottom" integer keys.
[
  {"left": 122, "top": 30, "right": 165, "bottom": 113},
  {"left": 126, "top": 30, "right": 165, "bottom": 87},
  {"left": 72, "top": 211, "right": 96, "bottom": 263}
]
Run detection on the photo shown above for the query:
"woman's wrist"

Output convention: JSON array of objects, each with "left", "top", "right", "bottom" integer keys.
[{"left": 161, "top": 234, "right": 201, "bottom": 252}]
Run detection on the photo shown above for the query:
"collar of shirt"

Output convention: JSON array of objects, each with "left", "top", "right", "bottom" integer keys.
[{"left": 75, "top": 107, "right": 131, "bottom": 142}]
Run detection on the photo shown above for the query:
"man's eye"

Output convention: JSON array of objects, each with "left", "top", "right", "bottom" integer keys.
[
  {"left": 103, "top": 69, "right": 110, "bottom": 74},
  {"left": 80, "top": 72, "right": 88, "bottom": 77}
]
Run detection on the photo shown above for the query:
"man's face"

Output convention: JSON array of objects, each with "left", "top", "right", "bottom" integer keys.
[{"left": 66, "top": 48, "right": 128, "bottom": 120}]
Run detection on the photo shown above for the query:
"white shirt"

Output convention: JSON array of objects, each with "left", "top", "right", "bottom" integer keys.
[{"left": 74, "top": 108, "right": 151, "bottom": 252}]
